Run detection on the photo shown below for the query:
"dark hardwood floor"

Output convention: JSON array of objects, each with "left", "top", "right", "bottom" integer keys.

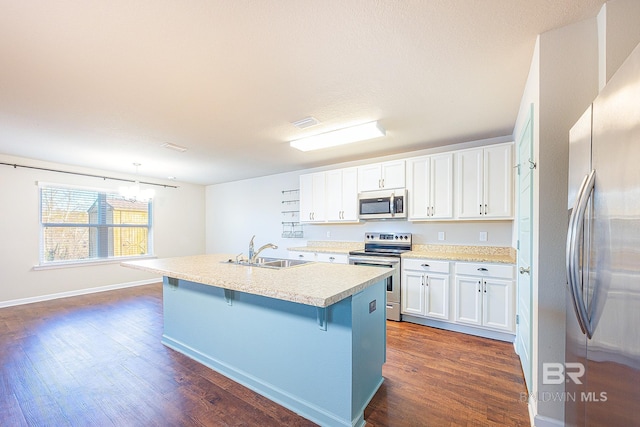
[{"left": 0, "top": 284, "right": 530, "bottom": 426}]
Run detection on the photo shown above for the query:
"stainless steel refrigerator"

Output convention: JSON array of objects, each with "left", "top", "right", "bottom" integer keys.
[{"left": 566, "top": 42, "right": 640, "bottom": 426}]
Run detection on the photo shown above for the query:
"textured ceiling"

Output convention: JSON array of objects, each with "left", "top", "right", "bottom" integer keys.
[{"left": 0, "top": 0, "right": 604, "bottom": 185}]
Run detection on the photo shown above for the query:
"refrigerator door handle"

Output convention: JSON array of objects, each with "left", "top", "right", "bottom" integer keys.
[
  {"left": 566, "top": 173, "right": 589, "bottom": 334},
  {"left": 567, "top": 169, "right": 596, "bottom": 338}
]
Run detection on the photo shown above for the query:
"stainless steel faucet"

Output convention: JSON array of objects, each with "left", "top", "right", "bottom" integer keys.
[{"left": 250, "top": 242, "right": 278, "bottom": 263}]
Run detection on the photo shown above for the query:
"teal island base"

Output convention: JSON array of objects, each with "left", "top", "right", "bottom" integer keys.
[{"left": 161, "top": 277, "right": 386, "bottom": 427}]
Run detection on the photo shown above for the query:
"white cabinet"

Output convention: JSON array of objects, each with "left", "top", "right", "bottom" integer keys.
[
  {"left": 406, "top": 153, "right": 454, "bottom": 220},
  {"left": 401, "top": 259, "right": 450, "bottom": 320},
  {"left": 300, "top": 172, "right": 326, "bottom": 223},
  {"left": 358, "top": 160, "right": 405, "bottom": 192},
  {"left": 325, "top": 167, "right": 359, "bottom": 222},
  {"left": 456, "top": 143, "right": 513, "bottom": 219},
  {"left": 453, "top": 262, "right": 515, "bottom": 333},
  {"left": 288, "top": 251, "right": 348, "bottom": 264}
]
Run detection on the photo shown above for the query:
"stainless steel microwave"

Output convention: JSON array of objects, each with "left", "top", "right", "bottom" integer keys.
[{"left": 358, "top": 189, "right": 407, "bottom": 220}]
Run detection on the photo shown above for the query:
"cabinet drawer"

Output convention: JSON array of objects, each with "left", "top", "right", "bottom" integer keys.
[
  {"left": 455, "top": 262, "right": 514, "bottom": 279},
  {"left": 288, "top": 251, "right": 316, "bottom": 261},
  {"left": 403, "top": 258, "right": 450, "bottom": 274},
  {"left": 316, "top": 253, "right": 348, "bottom": 264}
]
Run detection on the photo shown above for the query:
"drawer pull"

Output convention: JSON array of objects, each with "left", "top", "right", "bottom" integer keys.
[
  {"left": 477, "top": 267, "right": 488, "bottom": 272},
  {"left": 421, "top": 263, "right": 430, "bottom": 267}
]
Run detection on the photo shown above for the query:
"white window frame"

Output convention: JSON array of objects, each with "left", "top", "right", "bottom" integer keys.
[{"left": 37, "top": 182, "right": 154, "bottom": 268}]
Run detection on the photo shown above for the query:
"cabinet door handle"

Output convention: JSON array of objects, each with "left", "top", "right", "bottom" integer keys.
[
  {"left": 477, "top": 281, "right": 481, "bottom": 292},
  {"left": 381, "top": 178, "right": 385, "bottom": 188},
  {"left": 425, "top": 275, "right": 429, "bottom": 286},
  {"left": 479, "top": 204, "right": 483, "bottom": 215},
  {"left": 378, "top": 179, "right": 382, "bottom": 188},
  {"left": 477, "top": 267, "right": 488, "bottom": 272},
  {"left": 483, "top": 281, "right": 487, "bottom": 293},
  {"left": 484, "top": 204, "right": 488, "bottom": 215}
]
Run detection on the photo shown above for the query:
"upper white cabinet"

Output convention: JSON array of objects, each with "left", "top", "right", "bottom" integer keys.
[
  {"left": 358, "top": 160, "right": 405, "bottom": 192},
  {"left": 456, "top": 143, "right": 513, "bottom": 219},
  {"left": 325, "top": 167, "right": 359, "bottom": 222},
  {"left": 406, "top": 153, "right": 454, "bottom": 220},
  {"left": 299, "top": 172, "right": 326, "bottom": 223}
]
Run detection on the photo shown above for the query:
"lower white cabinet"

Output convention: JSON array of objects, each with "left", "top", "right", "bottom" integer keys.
[
  {"left": 288, "top": 251, "right": 348, "bottom": 264},
  {"left": 401, "top": 259, "right": 450, "bottom": 321},
  {"left": 401, "top": 258, "right": 516, "bottom": 337},
  {"left": 454, "top": 262, "right": 515, "bottom": 333}
]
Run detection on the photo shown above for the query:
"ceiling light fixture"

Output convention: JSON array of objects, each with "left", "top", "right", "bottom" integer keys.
[
  {"left": 161, "top": 142, "right": 188, "bottom": 152},
  {"left": 119, "top": 163, "right": 155, "bottom": 201},
  {"left": 289, "top": 121, "right": 386, "bottom": 152}
]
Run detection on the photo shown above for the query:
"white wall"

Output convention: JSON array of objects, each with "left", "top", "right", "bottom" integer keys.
[
  {"left": 206, "top": 139, "right": 515, "bottom": 260},
  {"left": 0, "top": 154, "right": 206, "bottom": 304},
  {"left": 600, "top": 0, "right": 640, "bottom": 89}
]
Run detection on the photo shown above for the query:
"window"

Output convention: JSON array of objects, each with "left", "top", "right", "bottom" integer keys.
[{"left": 39, "top": 184, "right": 153, "bottom": 264}]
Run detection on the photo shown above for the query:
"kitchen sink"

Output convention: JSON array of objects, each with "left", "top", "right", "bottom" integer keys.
[{"left": 222, "top": 257, "right": 313, "bottom": 269}]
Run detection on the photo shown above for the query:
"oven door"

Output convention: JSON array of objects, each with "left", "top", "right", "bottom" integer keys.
[{"left": 348, "top": 255, "right": 401, "bottom": 321}]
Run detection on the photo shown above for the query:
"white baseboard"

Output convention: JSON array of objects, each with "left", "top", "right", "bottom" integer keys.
[{"left": 0, "top": 279, "right": 160, "bottom": 308}]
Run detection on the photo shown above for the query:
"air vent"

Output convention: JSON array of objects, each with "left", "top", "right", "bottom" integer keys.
[
  {"left": 291, "top": 116, "right": 320, "bottom": 129},
  {"left": 161, "top": 142, "right": 188, "bottom": 152}
]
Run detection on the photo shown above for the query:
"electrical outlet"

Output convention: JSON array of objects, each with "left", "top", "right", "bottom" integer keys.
[
  {"left": 326, "top": 231, "right": 331, "bottom": 238},
  {"left": 479, "top": 231, "right": 488, "bottom": 242},
  {"left": 438, "top": 231, "right": 445, "bottom": 241}
]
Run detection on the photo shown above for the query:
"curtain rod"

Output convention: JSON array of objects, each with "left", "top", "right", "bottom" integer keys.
[{"left": 0, "top": 162, "right": 179, "bottom": 189}]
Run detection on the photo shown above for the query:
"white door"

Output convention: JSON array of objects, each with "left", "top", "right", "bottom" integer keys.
[
  {"left": 402, "top": 271, "right": 425, "bottom": 315},
  {"left": 299, "top": 173, "right": 314, "bottom": 223},
  {"left": 325, "top": 169, "right": 343, "bottom": 221},
  {"left": 357, "top": 164, "right": 382, "bottom": 192},
  {"left": 407, "top": 157, "right": 430, "bottom": 219},
  {"left": 454, "top": 276, "right": 482, "bottom": 326},
  {"left": 340, "top": 167, "right": 358, "bottom": 221},
  {"left": 482, "top": 278, "right": 514, "bottom": 332},
  {"left": 515, "top": 105, "right": 534, "bottom": 392},
  {"left": 425, "top": 274, "right": 449, "bottom": 320},
  {"left": 483, "top": 144, "right": 513, "bottom": 218},
  {"left": 310, "top": 172, "right": 326, "bottom": 222},
  {"left": 430, "top": 153, "right": 454, "bottom": 219},
  {"left": 456, "top": 148, "right": 484, "bottom": 218},
  {"left": 380, "top": 160, "right": 405, "bottom": 189}
]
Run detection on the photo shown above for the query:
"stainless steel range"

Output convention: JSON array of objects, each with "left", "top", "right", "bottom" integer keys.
[{"left": 348, "top": 232, "right": 412, "bottom": 321}]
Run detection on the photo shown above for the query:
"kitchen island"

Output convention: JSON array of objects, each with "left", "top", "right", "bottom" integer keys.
[{"left": 122, "top": 254, "right": 393, "bottom": 427}]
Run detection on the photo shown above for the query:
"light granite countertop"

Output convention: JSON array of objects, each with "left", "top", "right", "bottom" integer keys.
[
  {"left": 288, "top": 241, "right": 516, "bottom": 264},
  {"left": 122, "top": 253, "right": 393, "bottom": 308},
  {"left": 287, "top": 241, "right": 363, "bottom": 255},
  {"left": 404, "top": 244, "right": 516, "bottom": 264}
]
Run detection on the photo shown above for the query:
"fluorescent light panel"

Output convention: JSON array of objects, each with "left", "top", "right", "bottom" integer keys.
[
  {"left": 290, "top": 121, "right": 385, "bottom": 152},
  {"left": 161, "top": 142, "right": 188, "bottom": 152}
]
